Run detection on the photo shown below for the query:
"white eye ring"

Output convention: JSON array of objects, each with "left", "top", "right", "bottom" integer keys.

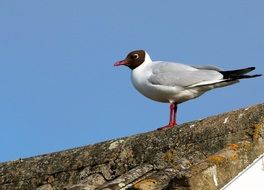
[{"left": 133, "top": 54, "right": 139, "bottom": 59}]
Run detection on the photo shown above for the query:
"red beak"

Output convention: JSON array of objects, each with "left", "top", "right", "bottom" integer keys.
[{"left": 114, "top": 60, "right": 128, "bottom": 66}]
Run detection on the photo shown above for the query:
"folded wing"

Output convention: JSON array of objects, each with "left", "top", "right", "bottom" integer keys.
[{"left": 148, "top": 62, "right": 224, "bottom": 88}]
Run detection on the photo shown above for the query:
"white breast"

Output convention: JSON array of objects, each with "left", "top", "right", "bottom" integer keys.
[{"left": 131, "top": 58, "right": 207, "bottom": 103}]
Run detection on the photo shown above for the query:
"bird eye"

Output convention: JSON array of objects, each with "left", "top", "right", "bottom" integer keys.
[{"left": 131, "top": 54, "right": 139, "bottom": 59}]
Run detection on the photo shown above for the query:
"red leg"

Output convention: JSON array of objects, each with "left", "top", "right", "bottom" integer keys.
[
  {"left": 172, "top": 103, "right": 178, "bottom": 125},
  {"left": 157, "top": 103, "right": 178, "bottom": 130},
  {"left": 169, "top": 103, "right": 175, "bottom": 125}
]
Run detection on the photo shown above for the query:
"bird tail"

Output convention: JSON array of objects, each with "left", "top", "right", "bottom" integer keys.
[{"left": 219, "top": 67, "right": 262, "bottom": 80}]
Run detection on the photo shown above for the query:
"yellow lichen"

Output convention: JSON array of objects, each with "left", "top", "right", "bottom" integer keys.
[
  {"left": 230, "top": 153, "right": 238, "bottom": 161},
  {"left": 252, "top": 124, "right": 262, "bottom": 141},
  {"left": 241, "top": 140, "right": 252, "bottom": 150},
  {"left": 133, "top": 179, "right": 157, "bottom": 190},
  {"left": 207, "top": 155, "right": 226, "bottom": 165},
  {"left": 228, "top": 144, "right": 239, "bottom": 151}
]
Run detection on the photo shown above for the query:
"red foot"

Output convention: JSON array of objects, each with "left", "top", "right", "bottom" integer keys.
[
  {"left": 157, "top": 103, "right": 178, "bottom": 130},
  {"left": 157, "top": 123, "right": 177, "bottom": 130}
]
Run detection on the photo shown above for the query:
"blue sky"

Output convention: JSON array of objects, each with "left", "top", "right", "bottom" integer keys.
[{"left": 0, "top": 1, "right": 263, "bottom": 162}]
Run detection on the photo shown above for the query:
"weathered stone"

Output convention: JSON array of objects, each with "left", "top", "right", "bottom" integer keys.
[
  {"left": 68, "top": 173, "right": 106, "bottom": 190},
  {"left": 0, "top": 103, "right": 263, "bottom": 190},
  {"left": 37, "top": 184, "right": 54, "bottom": 190},
  {"left": 97, "top": 164, "right": 153, "bottom": 189}
]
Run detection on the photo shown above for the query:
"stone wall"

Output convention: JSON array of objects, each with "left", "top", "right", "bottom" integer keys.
[{"left": 0, "top": 103, "right": 264, "bottom": 190}]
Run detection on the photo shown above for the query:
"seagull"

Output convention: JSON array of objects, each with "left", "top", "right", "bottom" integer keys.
[{"left": 114, "top": 50, "right": 261, "bottom": 130}]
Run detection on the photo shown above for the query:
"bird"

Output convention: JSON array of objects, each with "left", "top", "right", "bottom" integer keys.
[{"left": 114, "top": 50, "right": 261, "bottom": 130}]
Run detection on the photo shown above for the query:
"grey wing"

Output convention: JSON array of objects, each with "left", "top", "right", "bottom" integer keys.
[
  {"left": 191, "top": 65, "right": 223, "bottom": 71},
  {"left": 148, "top": 62, "right": 224, "bottom": 87}
]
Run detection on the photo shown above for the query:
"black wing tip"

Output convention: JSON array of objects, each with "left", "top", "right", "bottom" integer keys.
[
  {"left": 236, "top": 74, "right": 262, "bottom": 79},
  {"left": 247, "top": 67, "right": 256, "bottom": 71},
  {"left": 252, "top": 74, "right": 262, "bottom": 77},
  {"left": 220, "top": 67, "right": 260, "bottom": 79}
]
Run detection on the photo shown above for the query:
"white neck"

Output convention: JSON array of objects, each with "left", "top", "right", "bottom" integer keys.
[{"left": 144, "top": 51, "right": 152, "bottom": 64}]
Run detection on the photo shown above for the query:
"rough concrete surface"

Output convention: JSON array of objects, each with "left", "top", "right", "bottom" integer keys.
[{"left": 0, "top": 103, "right": 264, "bottom": 190}]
